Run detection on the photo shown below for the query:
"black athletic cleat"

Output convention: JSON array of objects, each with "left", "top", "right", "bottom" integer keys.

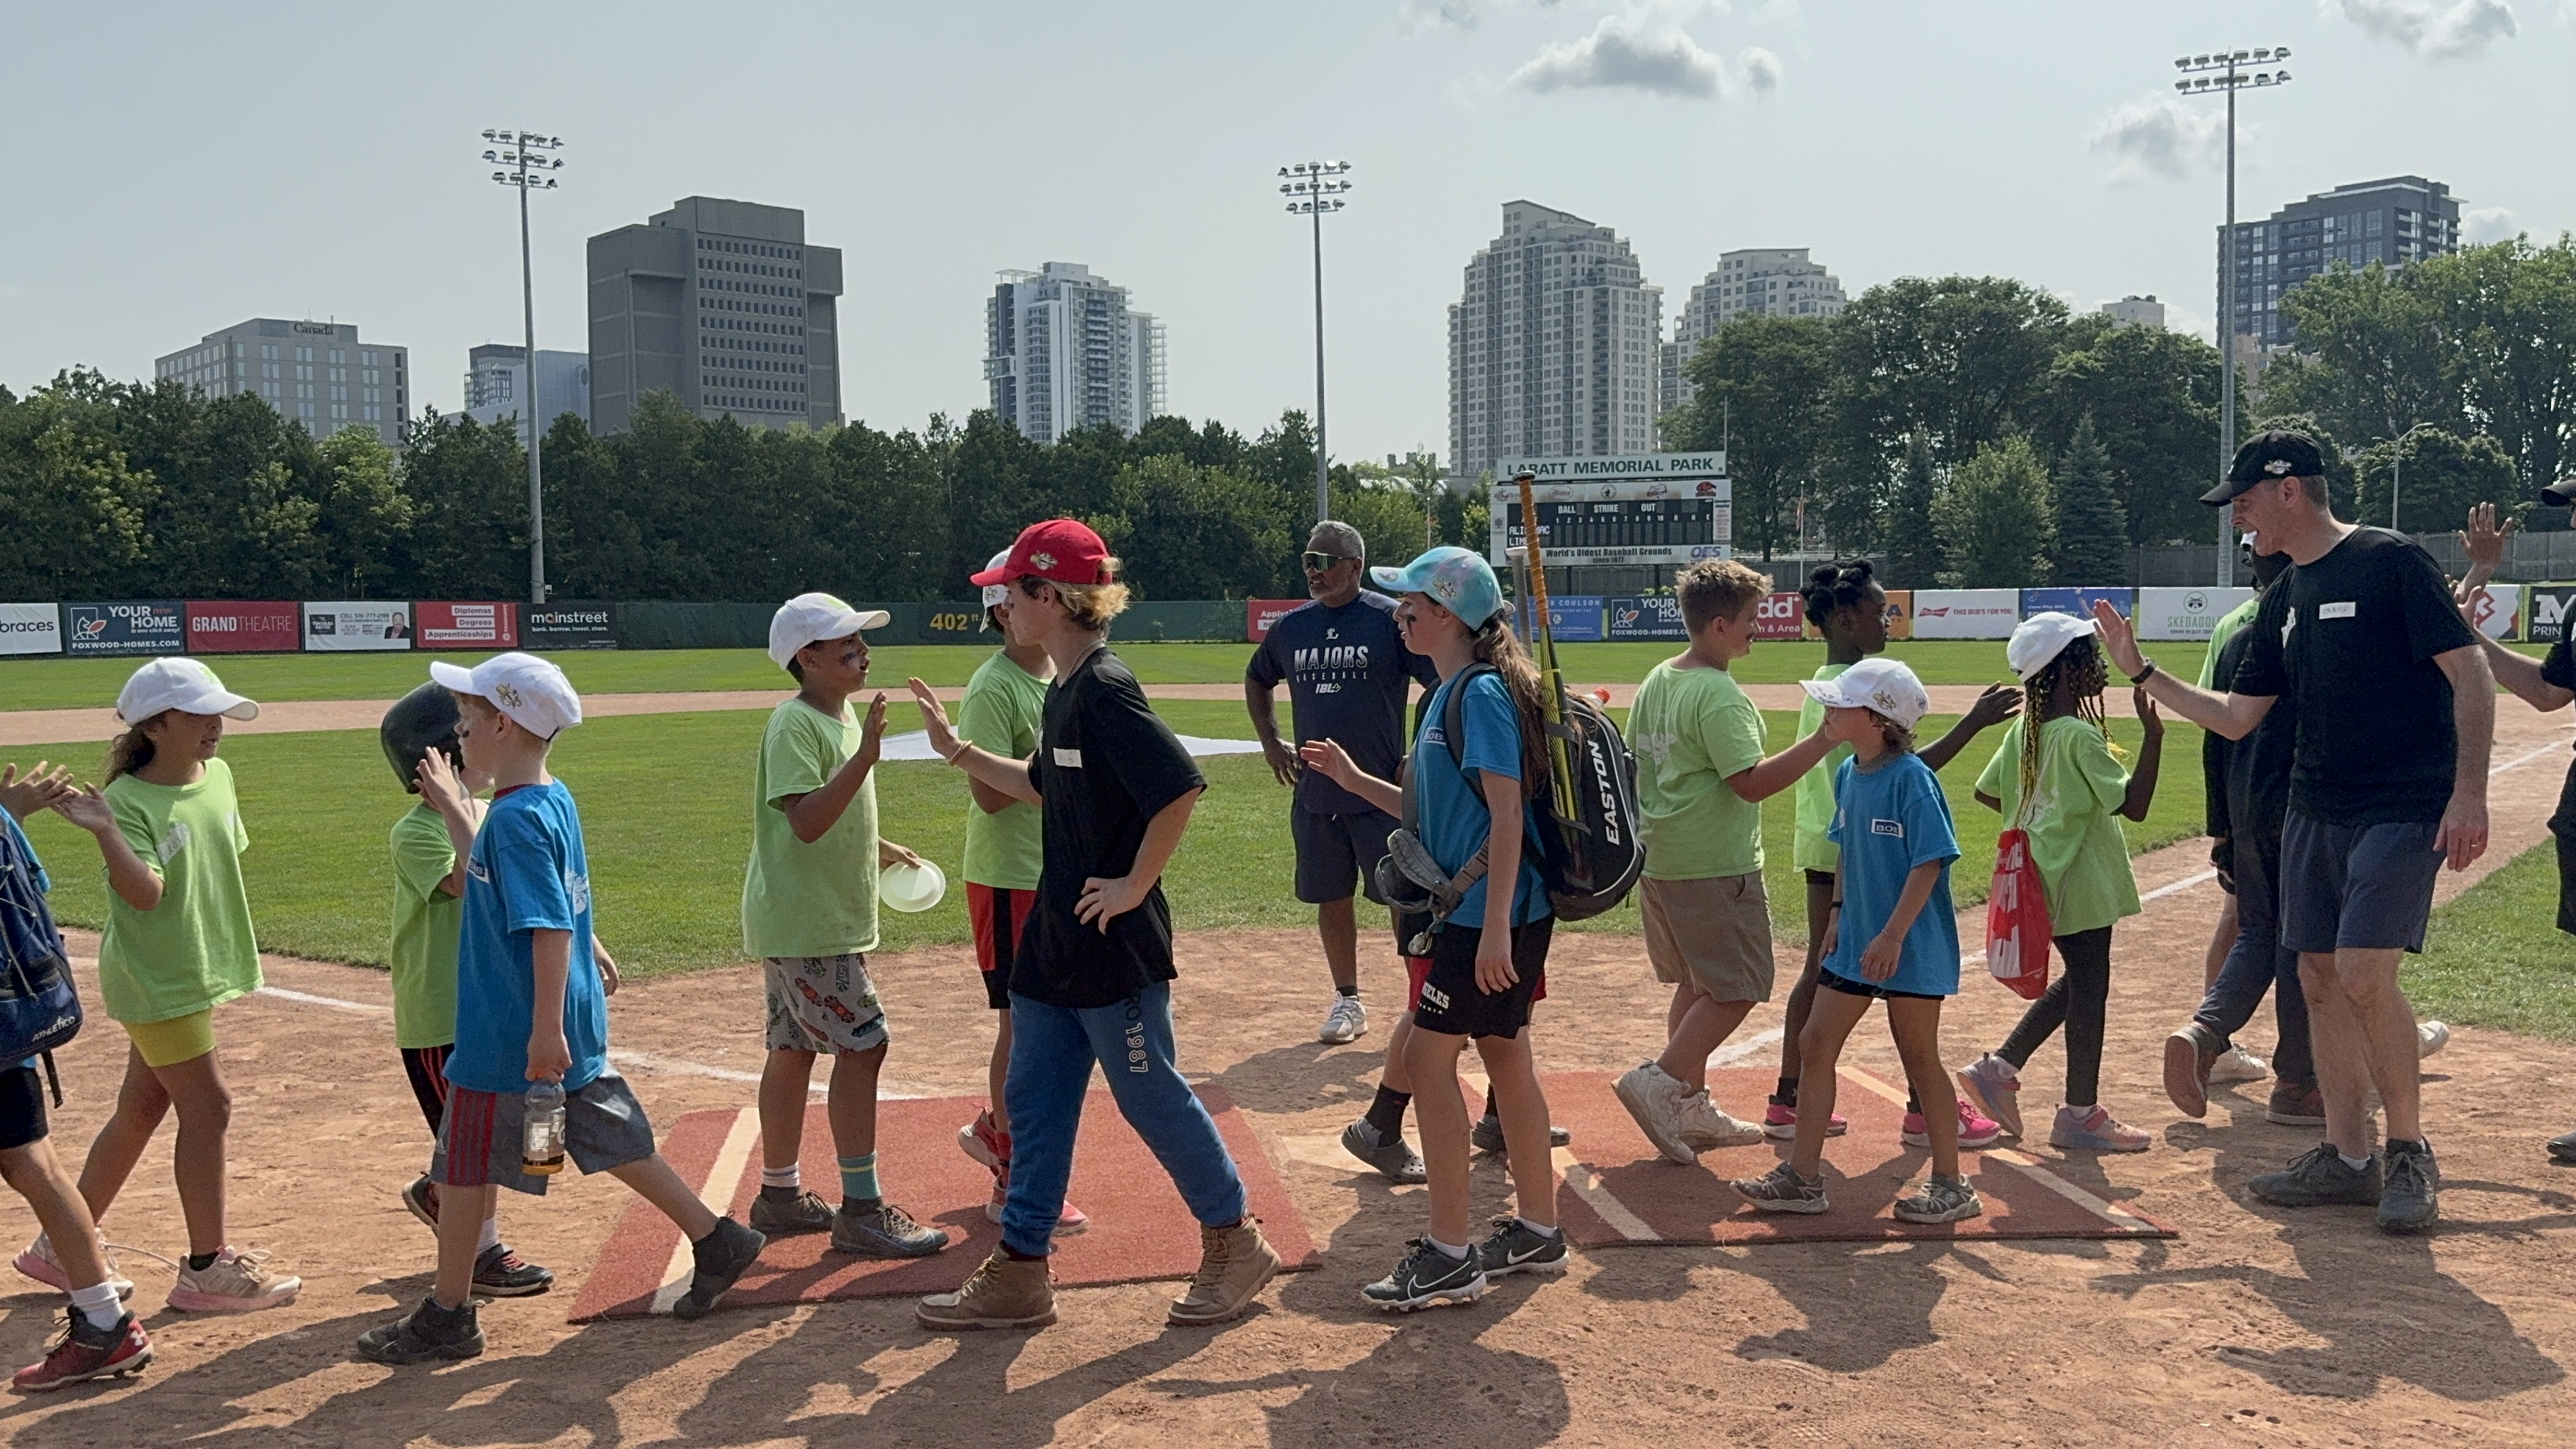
[
  {"left": 2377, "top": 1139, "right": 2440, "bottom": 1233},
  {"left": 1473, "top": 1216, "right": 1569, "bottom": 1278},
  {"left": 355, "top": 1297, "right": 483, "bottom": 1366},
  {"left": 671, "top": 1217, "right": 765, "bottom": 1321},
  {"left": 1361, "top": 1239, "right": 1487, "bottom": 1311},
  {"left": 2547, "top": 1127, "right": 2576, "bottom": 1165},
  {"left": 2247, "top": 1143, "right": 2381, "bottom": 1208},
  {"left": 472, "top": 1243, "right": 555, "bottom": 1298}
]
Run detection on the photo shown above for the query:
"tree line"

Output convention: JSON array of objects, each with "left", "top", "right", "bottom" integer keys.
[{"left": 0, "top": 375, "right": 1480, "bottom": 604}]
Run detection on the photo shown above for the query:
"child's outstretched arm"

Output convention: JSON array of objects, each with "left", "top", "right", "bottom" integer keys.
[
  {"left": 1919, "top": 685, "right": 2022, "bottom": 773},
  {"left": 53, "top": 786, "right": 160, "bottom": 911},
  {"left": 1724, "top": 730, "right": 1837, "bottom": 804},
  {"left": 416, "top": 752, "right": 482, "bottom": 898},
  {"left": 785, "top": 692, "right": 889, "bottom": 844},
  {"left": 1298, "top": 738, "right": 1400, "bottom": 815},
  {"left": 909, "top": 679, "right": 1039, "bottom": 805},
  {"left": 2117, "top": 688, "right": 2163, "bottom": 823},
  {"left": 1861, "top": 859, "right": 1949, "bottom": 982}
]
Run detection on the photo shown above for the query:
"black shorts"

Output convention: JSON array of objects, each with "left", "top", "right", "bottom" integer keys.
[
  {"left": 2557, "top": 829, "right": 2576, "bottom": 938},
  {"left": 1803, "top": 869, "right": 1836, "bottom": 889},
  {"left": 402, "top": 1044, "right": 452, "bottom": 1137},
  {"left": 0, "top": 1066, "right": 46, "bottom": 1152},
  {"left": 1818, "top": 970, "right": 1944, "bottom": 1003},
  {"left": 2279, "top": 813, "right": 2442, "bottom": 955},
  {"left": 1413, "top": 918, "right": 1553, "bottom": 1039},
  {"left": 1292, "top": 806, "right": 1398, "bottom": 906}
]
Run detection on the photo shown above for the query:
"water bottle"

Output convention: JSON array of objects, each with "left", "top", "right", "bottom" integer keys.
[{"left": 522, "top": 1081, "right": 566, "bottom": 1176}]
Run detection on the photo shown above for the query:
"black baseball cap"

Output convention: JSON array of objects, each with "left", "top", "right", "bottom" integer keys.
[
  {"left": 2539, "top": 476, "right": 2576, "bottom": 507},
  {"left": 2202, "top": 430, "right": 2326, "bottom": 505}
]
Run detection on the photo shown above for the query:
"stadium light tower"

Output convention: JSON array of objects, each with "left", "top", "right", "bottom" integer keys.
[
  {"left": 483, "top": 129, "right": 564, "bottom": 604},
  {"left": 1280, "top": 160, "right": 1352, "bottom": 525},
  {"left": 2173, "top": 48, "right": 2291, "bottom": 585}
]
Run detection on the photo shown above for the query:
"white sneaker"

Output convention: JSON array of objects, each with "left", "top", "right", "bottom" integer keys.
[
  {"left": 13, "top": 1234, "right": 133, "bottom": 1300},
  {"left": 1318, "top": 995, "right": 1368, "bottom": 1046},
  {"left": 1677, "top": 1090, "right": 1765, "bottom": 1151},
  {"left": 2417, "top": 1020, "right": 2450, "bottom": 1060},
  {"left": 2208, "top": 1044, "right": 2270, "bottom": 1085},
  {"left": 1612, "top": 1061, "right": 1700, "bottom": 1165},
  {"left": 167, "top": 1247, "right": 301, "bottom": 1314}
]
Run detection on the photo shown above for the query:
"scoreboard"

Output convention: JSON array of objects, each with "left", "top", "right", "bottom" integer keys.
[{"left": 1485, "top": 454, "right": 1731, "bottom": 567}]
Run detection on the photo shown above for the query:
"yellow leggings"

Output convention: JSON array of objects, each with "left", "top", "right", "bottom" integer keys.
[{"left": 122, "top": 1011, "right": 216, "bottom": 1069}]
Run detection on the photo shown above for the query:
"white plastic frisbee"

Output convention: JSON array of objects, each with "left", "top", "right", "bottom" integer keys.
[{"left": 880, "top": 858, "right": 947, "bottom": 913}]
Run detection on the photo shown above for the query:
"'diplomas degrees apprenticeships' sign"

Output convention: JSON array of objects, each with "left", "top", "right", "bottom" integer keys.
[{"left": 1487, "top": 453, "right": 1731, "bottom": 568}]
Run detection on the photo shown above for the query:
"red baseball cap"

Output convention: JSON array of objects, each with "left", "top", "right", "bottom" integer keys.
[{"left": 970, "top": 518, "right": 1112, "bottom": 587}]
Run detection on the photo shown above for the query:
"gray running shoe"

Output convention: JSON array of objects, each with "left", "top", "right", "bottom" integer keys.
[
  {"left": 749, "top": 1187, "right": 835, "bottom": 1237},
  {"left": 2550, "top": 1127, "right": 2576, "bottom": 1165},
  {"left": 1361, "top": 1239, "right": 1487, "bottom": 1311},
  {"left": 670, "top": 1218, "right": 765, "bottom": 1322},
  {"left": 2247, "top": 1143, "right": 2381, "bottom": 1208},
  {"left": 1340, "top": 1119, "right": 1427, "bottom": 1183},
  {"left": 1470, "top": 1115, "right": 1570, "bottom": 1154},
  {"left": 1729, "top": 1161, "right": 1829, "bottom": 1215},
  {"left": 1474, "top": 1216, "right": 1570, "bottom": 1278},
  {"left": 2377, "top": 1139, "right": 2440, "bottom": 1233},
  {"left": 1892, "top": 1172, "right": 1984, "bottom": 1224},
  {"left": 355, "top": 1295, "right": 482, "bottom": 1364},
  {"left": 831, "top": 1202, "right": 949, "bottom": 1259}
]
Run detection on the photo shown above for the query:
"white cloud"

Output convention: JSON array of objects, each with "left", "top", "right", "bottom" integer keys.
[
  {"left": 2089, "top": 97, "right": 2229, "bottom": 183},
  {"left": 1399, "top": 0, "right": 1565, "bottom": 30},
  {"left": 1739, "top": 45, "right": 1783, "bottom": 96},
  {"left": 2463, "top": 205, "right": 2520, "bottom": 242},
  {"left": 1508, "top": 14, "right": 1726, "bottom": 98},
  {"left": 2324, "top": 0, "right": 2520, "bottom": 59}
]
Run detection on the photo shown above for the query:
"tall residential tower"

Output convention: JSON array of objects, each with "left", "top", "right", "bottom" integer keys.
[
  {"left": 1659, "top": 247, "right": 1846, "bottom": 416},
  {"left": 2229, "top": 176, "right": 2460, "bottom": 348},
  {"left": 1448, "top": 201, "right": 1661, "bottom": 482},
  {"left": 984, "top": 262, "right": 1165, "bottom": 441},
  {"left": 463, "top": 344, "right": 591, "bottom": 441}
]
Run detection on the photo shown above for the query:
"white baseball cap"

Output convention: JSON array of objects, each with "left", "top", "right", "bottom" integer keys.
[
  {"left": 1800, "top": 657, "right": 1931, "bottom": 730},
  {"left": 117, "top": 657, "right": 259, "bottom": 724},
  {"left": 2007, "top": 611, "right": 2097, "bottom": 681},
  {"left": 428, "top": 652, "right": 583, "bottom": 739},
  {"left": 978, "top": 550, "right": 1013, "bottom": 613},
  {"left": 768, "top": 592, "right": 891, "bottom": 668}
]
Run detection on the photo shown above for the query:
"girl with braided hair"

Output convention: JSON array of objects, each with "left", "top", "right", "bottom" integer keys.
[{"left": 1956, "top": 613, "right": 2164, "bottom": 1153}]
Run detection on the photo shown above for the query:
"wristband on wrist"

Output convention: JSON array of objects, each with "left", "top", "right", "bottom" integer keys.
[{"left": 2127, "top": 658, "right": 2158, "bottom": 686}]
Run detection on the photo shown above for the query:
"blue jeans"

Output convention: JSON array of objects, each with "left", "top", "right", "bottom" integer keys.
[
  {"left": 1000, "top": 984, "right": 1246, "bottom": 1258},
  {"left": 2192, "top": 917, "right": 2315, "bottom": 1089}
]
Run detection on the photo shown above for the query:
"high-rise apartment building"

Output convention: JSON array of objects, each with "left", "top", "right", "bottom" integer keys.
[
  {"left": 1658, "top": 247, "right": 1846, "bottom": 416},
  {"left": 2228, "top": 176, "right": 2460, "bottom": 348},
  {"left": 463, "top": 344, "right": 591, "bottom": 441},
  {"left": 2099, "top": 295, "right": 2167, "bottom": 329},
  {"left": 984, "top": 262, "right": 1165, "bottom": 441},
  {"left": 1448, "top": 201, "right": 1662, "bottom": 483},
  {"left": 587, "top": 196, "right": 844, "bottom": 433},
  {"left": 154, "top": 319, "right": 408, "bottom": 446}
]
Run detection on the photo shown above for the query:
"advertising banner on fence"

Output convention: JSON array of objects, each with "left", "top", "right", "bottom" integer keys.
[
  {"left": 1910, "top": 589, "right": 2021, "bottom": 639},
  {"left": 302, "top": 601, "right": 412, "bottom": 651},
  {"left": 1800, "top": 590, "right": 1914, "bottom": 641},
  {"left": 1246, "top": 599, "right": 1308, "bottom": 643},
  {"left": 2135, "top": 586, "right": 2254, "bottom": 643},
  {"left": 2019, "top": 587, "right": 2133, "bottom": 621},
  {"left": 1753, "top": 591, "right": 1805, "bottom": 640},
  {"left": 523, "top": 602, "right": 618, "bottom": 651},
  {"left": 0, "top": 604, "right": 61, "bottom": 657},
  {"left": 413, "top": 602, "right": 519, "bottom": 650},
  {"left": 1519, "top": 595, "right": 1604, "bottom": 643},
  {"left": 2528, "top": 584, "right": 2576, "bottom": 645},
  {"left": 64, "top": 600, "right": 185, "bottom": 658},
  {"left": 1606, "top": 595, "right": 1688, "bottom": 641},
  {"left": 184, "top": 602, "right": 299, "bottom": 654},
  {"left": 2465, "top": 584, "right": 2524, "bottom": 642}
]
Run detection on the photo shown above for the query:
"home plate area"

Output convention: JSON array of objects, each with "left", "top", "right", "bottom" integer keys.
[{"left": 570, "top": 1086, "right": 1322, "bottom": 1322}]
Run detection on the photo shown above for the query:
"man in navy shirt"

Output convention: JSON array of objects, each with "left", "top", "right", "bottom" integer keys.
[{"left": 1246, "top": 520, "right": 1440, "bottom": 1048}]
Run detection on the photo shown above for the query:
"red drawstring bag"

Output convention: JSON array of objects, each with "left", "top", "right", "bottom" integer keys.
[{"left": 1985, "top": 825, "right": 2052, "bottom": 1000}]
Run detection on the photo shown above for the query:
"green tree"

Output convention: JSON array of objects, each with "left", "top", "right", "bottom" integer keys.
[
  {"left": 1883, "top": 430, "right": 1943, "bottom": 589},
  {"left": 1665, "top": 315, "right": 1833, "bottom": 559},
  {"left": 2049, "top": 416, "right": 2127, "bottom": 585},
  {"left": 0, "top": 378, "right": 160, "bottom": 599},
  {"left": 2351, "top": 427, "right": 2519, "bottom": 534},
  {"left": 1935, "top": 436, "right": 2053, "bottom": 588},
  {"left": 1099, "top": 455, "right": 1300, "bottom": 599},
  {"left": 2037, "top": 317, "right": 2221, "bottom": 544},
  {"left": 394, "top": 410, "right": 530, "bottom": 600}
]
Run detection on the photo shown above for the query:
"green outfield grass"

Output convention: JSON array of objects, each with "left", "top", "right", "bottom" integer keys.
[
  {"left": 2404, "top": 839, "right": 2576, "bottom": 1043},
  {"left": 7, "top": 698, "right": 2206, "bottom": 979}
]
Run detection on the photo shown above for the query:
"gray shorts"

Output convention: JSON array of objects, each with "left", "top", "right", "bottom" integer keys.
[
  {"left": 763, "top": 954, "right": 889, "bottom": 1055},
  {"left": 2279, "top": 813, "right": 2443, "bottom": 955},
  {"left": 432, "top": 1071, "right": 657, "bottom": 1196}
]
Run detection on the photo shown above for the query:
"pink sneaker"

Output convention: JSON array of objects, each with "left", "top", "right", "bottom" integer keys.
[
  {"left": 980, "top": 1159, "right": 1090, "bottom": 1237},
  {"left": 957, "top": 1110, "right": 1009, "bottom": 1172},
  {"left": 1956, "top": 1054, "right": 2023, "bottom": 1138},
  {"left": 1902, "top": 1098, "right": 2003, "bottom": 1150},
  {"left": 2048, "top": 1104, "right": 2152, "bottom": 1154},
  {"left": 1761, "top": 1101, "right": 1848, "bottom": 1141}
]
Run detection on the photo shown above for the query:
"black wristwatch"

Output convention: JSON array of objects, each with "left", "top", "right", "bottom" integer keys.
[{"left": 2127, "top": 657, "right": 2158, "bottom": 686}]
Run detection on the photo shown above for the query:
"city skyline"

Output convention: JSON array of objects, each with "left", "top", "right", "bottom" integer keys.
[{"left": 10, "top": 3, "right": 2572, "bottom": 463}]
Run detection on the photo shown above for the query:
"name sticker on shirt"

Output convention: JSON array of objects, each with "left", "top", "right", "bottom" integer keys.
[
  {"left": 2318, "top": 602, "right": 2357, "bottom": 620},
  {"left": 1870, "top": 819, "right": 1903, "bottom": 837},
  {"left": 1052, "top": 747, "right": 1084, "bottom": 768}
]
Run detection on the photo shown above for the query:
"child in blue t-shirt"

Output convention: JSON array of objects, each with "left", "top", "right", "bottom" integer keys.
[
  {"left": 356, "top": 654, "right": 768, "bottom": 1366},
  {"left": 1730, "top": 659, "right": 1985, "bottom": 1225}
]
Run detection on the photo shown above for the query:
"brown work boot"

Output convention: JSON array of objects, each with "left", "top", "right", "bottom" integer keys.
[
  {"left": 1167, "top": 1218, "right": 1281, "bottom": 1326},
  {"left": 2163, "top": 1024, "right": 2221, "bottom": 1118},
  {"left": 914, "top": 1248, "right": 1055, "bottom": 1332}
]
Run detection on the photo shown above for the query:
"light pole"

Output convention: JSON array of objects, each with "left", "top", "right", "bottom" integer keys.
[
  {"left": 2389, "top": 421, "right": 2435, "bottom": 531},
  {"left": 484, "top": 129, "right": 563, "bottom": 605},
  {"left": 1280, "top": 160, "right": 1351, "bottom": 525},
  {"left": 2174, "top": 48, "right": 2291, "bottom": 585}
]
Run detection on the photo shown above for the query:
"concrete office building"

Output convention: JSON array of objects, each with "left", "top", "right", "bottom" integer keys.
[
  {"left": 984, "top": 262, "right": 1165, "bottom": 441},
  {"left": 463, "top": 345, "right": 591, "bottom": 441},
  {"left": 2228, "top": 176, "right": 2460, "bottom": 348},
  {"left": 155, "top": 319, "right": 409, "bottom": 446},
  {"left": 587, "top": 196, "right": 844, "bottom": 433},
  {"left": 2099, "top": 295, "right": 2167, "bottom": 329},
  {"left": 1658, "top": 247, "right": 1846, "bottom": 417},
  {"left": 1449, "top": 201, "right": 1662, "bottom": 482}
]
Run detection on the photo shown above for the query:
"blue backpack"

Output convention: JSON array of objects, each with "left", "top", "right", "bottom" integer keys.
[{"left": 0, "top": 817, "right": 83, "bottom": 1104}]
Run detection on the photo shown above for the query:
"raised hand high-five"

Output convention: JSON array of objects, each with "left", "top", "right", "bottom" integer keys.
[
  {"left": 2090, "top": 598, "right": 2146, "bottom": 678},
  {"left": 0, "top": 761, "right": 75, "bottom": 822}
]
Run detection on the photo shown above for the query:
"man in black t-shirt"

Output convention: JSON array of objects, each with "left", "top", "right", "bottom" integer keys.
[
  {"left": 907, "top": 519, "right": 1282, "bottom": 1333},
  {"left": 1246, "top": 520, "right": 1440, "bottom": 1051},
  {"left": 2097, "top": 431, "right": 2494, "bottom": 1234}
]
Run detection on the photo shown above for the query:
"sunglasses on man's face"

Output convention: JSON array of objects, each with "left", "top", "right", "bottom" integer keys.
[{"left": 1302, "top": 552, "right": 1355, "bottom": 572}]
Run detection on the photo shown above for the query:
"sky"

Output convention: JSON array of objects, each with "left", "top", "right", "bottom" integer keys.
[{"left": 5, "top": 1, "right": 2573, "bottom": 467}]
